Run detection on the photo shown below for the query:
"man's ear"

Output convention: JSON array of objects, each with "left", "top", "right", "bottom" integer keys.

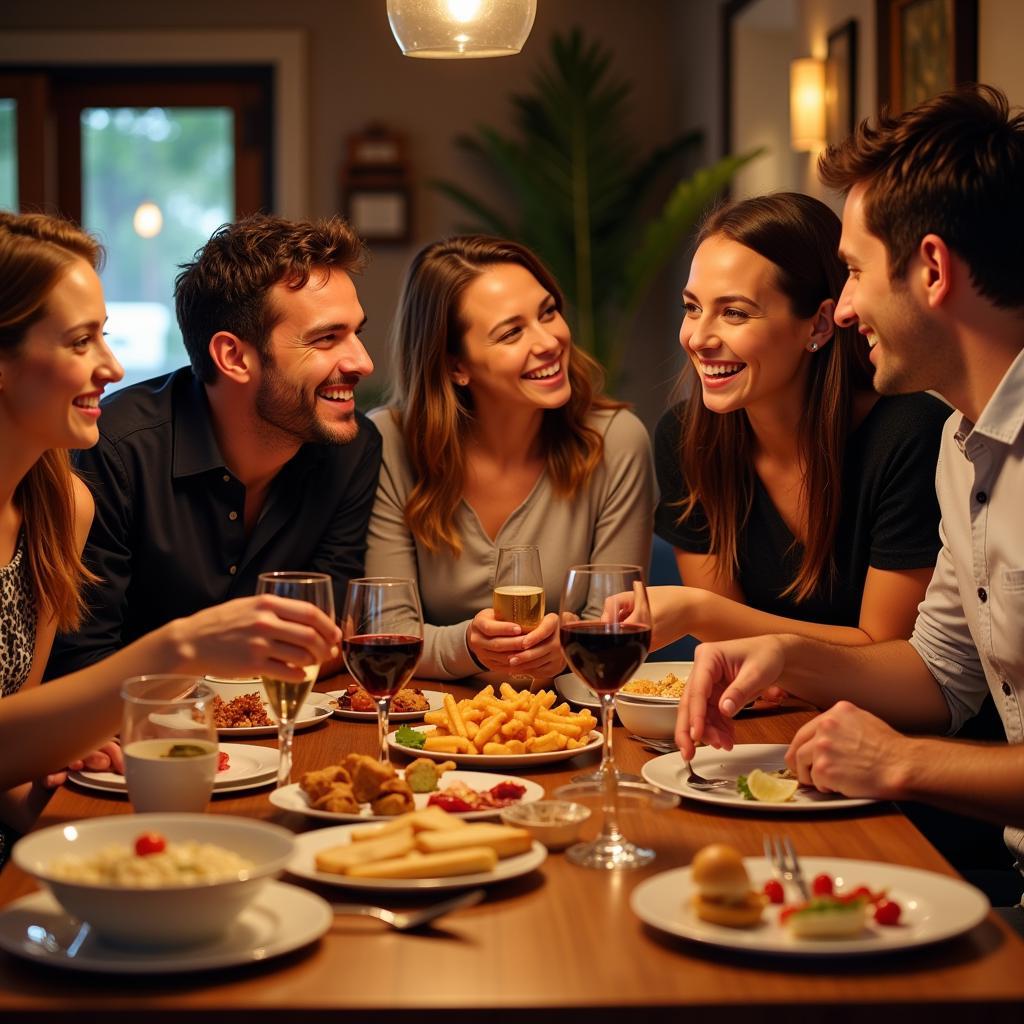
[
  {"left": 208, "top": 331, "right": 255, "bottom": 383},
  {"left": 917, "top": 234, "right": 953, "bottom": 309}
]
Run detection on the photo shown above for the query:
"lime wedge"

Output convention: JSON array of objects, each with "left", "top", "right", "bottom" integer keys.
[{"left": 746, "top": 768, "right": 799, "bottom": 803}]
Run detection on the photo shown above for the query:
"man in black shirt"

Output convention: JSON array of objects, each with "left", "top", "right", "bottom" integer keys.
[{"left": 46, "top": 214, "right": 381, "bottom": 678}]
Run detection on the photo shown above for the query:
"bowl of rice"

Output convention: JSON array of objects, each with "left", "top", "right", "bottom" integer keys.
[{"left": 13, "top": 813, "right": 294, "bottom": 948}]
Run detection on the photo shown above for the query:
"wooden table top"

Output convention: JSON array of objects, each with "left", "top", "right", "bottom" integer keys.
[{"left": 1, "top": 678, "right": 1023, "bottom": 1022}]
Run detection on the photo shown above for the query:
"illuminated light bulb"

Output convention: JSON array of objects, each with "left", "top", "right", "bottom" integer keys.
[{"left": 133, "top": 201, "right": 164, "bottom": 239}]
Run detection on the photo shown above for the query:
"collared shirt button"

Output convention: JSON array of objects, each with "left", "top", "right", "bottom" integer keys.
[
  {"left": 1002, "top": 680, "right": 1013, "bottom": 697},
  {"left": 228, "top": 565, "right": 237, "bottom": 575},
  {"left": 978, "top": 587, "right": 988, "bottom": 603},
  {"left": 975, "top": 491, "right": 987, "bottom": 504},
  {"left": 229, "top": 510, "right": 239, "bottom": 521}
]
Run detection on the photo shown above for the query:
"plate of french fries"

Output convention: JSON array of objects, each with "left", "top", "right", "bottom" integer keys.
[
  {"left": 287, "top": 807, "right": 548, "bottom": 890},
  {"left": 387, "top": 684, "right": 602, "bottom": 766}
]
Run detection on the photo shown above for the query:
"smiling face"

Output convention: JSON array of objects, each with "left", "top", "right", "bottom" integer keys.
[
  {"left": 680, "top": 235, "right": 823, "bottom": 417},
  {"left": 253, "top": 267, "right": 373, "bottom": 446},
  {"left": 453, "top": 262, "right": 572, "bottom": 415},
  {"left": 0, "top": 258, "right": 123, "bottom": 453},
  {"left": 835, "top": 184, "right": 940, "bottom": 396}
]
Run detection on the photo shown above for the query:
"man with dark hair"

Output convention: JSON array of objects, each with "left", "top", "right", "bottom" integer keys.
[
  {"left": 47, "top": 214, "right": 380, "bottom": 676},
  {"left": 672, "top": 85, "right": 1024, "bottom": 904}
]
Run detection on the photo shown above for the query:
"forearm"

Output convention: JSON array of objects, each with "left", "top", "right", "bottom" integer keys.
[
  {"left": 0, "top": 783, "right": 52, "bottom": 834},
  {"left": 660, "top": 586, "right": 873, "bottom": 648},
  {"left": 774, "top": 634, "right": 951, "bottom": 733},
  {"left": 884, "top": 735, "right": 1024, "bottom": 827}
]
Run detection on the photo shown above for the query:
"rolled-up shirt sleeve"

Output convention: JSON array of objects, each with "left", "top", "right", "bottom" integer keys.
[{"left": 908, "top": 520, "right": 990, "bottom": 734}]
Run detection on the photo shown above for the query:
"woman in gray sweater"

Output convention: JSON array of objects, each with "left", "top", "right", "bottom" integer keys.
[{"left": 366, "top": 236, "right": 654, "bottom": 681}]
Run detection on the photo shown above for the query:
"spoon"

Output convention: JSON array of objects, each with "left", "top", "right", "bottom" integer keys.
[{"left": 332, "top": 887, "right": 485, "bottom": 931}]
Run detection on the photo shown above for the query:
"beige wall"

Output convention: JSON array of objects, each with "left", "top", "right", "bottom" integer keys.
[
  {"left": 0, "top": 0, "right": 718, "bottom": 418},
  {"left": 979, "top": 0, "right": 1024, "bottom": 103}
]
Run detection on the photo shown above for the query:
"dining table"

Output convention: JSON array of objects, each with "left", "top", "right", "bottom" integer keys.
[{"left": 1, "top": 675, "right": 1023, "bottom": 1023}]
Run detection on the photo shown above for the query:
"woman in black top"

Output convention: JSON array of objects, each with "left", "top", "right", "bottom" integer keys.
[{"left": 650, "top": 193, "right": 948, "bottom": 649}]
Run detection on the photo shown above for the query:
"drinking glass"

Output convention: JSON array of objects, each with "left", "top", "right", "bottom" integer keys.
[
  {"left": 493, "top": 544, "right": 545, "bottom": 688},
  {"left": 342, "top": 577, "right": 424, "bottom": 762},
  {"left": 121, "top": 676, "right": 218, "bottom": 812},
  {"left": 559, "top": 564, "right": 653, "bottom": 869},
  {"left": 255, "top": 571, "right": 335, "bottom": 788}
]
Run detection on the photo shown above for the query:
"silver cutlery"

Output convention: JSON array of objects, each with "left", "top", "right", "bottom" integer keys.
[
  {"left": 682, "top": 758, "right": 733, "bottom": 791},
  {"left": 331, "top": 887, "right": 485, "bottom": 931},
  {"left": 764, "top": 835, "right": 811, "bottom": 900}
]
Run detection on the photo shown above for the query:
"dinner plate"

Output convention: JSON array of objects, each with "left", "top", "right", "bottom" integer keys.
[
  {"left": 287, "top": 823, "right": 547, "bottom": 891},
  {"left": 269, "top": 769, "right": 545, "bottom": 823},
  {"left": 68, "top": 743, "right": 279, "bottom": 797},
  {"left": 630, "top": 856, "right": 989, "bottom": 956},
  {"left": 0, "top": 881, "right": 331, "bottom": 974},
  {"left": 556, "top": 661, "right": 694, "bottom": 709},
  {"left": 387, "top": 725, "right": 603, "bottom": 767},
  {"left": 217, "top": 701, "right": 332, "bottom": 738},
  {"left": 323, "top": 688, "right": 446, "bottom": 722},
  {"left": 642, "top": 744, "right": 876, "bottom": 811}
]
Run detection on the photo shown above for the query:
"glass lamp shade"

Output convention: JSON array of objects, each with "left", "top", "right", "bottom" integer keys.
[{"left": 387, "top": 0, "right": 537, "bottom": 59}]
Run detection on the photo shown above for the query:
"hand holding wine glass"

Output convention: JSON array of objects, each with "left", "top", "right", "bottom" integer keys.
[
  {"left": 255, "top": 571, "right": 335, "bottom": 788},
  {"left": 342, "top": 577, "right": 424, "bottom": 762},
  {"left": 559, "top": 564, "right": 652, "bottom": 869}
]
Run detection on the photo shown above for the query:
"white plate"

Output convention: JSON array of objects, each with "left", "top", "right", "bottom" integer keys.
[
  {"left": 287, "top": 822, "right": 547, "bottom": 891},
  {"left": 269, "top": 769, "right": 545, "bottom": 823},
  {"left": 323, "top": 688, "right": 446, "bottom": 721},
  {"left": 556, "top": 661, "right": 694, "bottom": 709},
  {"left": 203, "top": 680, "right": 332, "bottom": 737},
  {"left": 0, "top": 881, "right": 331, "bottom": 974},
  {"left": 68, "top": 743, "right": 279, "bottom": 797},
  {"left": 218, "top": 702, "right": 332, "bottom": 738},
  {"left": 631, "top": 856, "right": 989, "bottom": 956},
  {"left": 387, "top": 725, "right": 603, "bottom": 767},
  {"left": 641, "top": 744, "right": 876, "bottom": 811}
]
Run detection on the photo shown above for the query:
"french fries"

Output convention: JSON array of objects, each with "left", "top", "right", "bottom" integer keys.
[{"left": 419, "top": 685, "right": 597, "bottom": 756}]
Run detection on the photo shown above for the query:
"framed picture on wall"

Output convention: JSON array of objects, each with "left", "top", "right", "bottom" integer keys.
[
  {"left": 876, "top": 0, "right": 978, "bottom": 115},
  {"left": 825, "top": 19, "right": 858, "bottom": 145}
]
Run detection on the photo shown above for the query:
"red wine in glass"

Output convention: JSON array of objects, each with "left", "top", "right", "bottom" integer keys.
[
  {"left": 343, "top": 633, "right": 423, "bottom": 697},
  {"left": 560, "top": 622, "right": 651, "bottom": 694}
]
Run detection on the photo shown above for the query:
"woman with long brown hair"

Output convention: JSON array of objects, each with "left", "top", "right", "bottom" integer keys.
[
  {"left": 650, "top": 192, "right": 948, "bottom": 649},
  {"left": 0, "top": 212, "right": 338, "bottom": 848},
  {"left": 366, "top": 235, "right": 654, "bottom": 680}
]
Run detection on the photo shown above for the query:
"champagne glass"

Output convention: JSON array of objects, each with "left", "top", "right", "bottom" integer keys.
[
  {"left": 493, "top": 544, "right": 545, "bottom": 688},
  {"left": 559, "top": 564, "right": 653, "bottom": 869},
  {"left": 255, "top": 571, "right": 335, "bottom": 788},
  {"left": 342, "top": 577, "right": 424, "bottom": 762},
  {"left": 121, "top": 676, "right": 218, "bottom": 812}
]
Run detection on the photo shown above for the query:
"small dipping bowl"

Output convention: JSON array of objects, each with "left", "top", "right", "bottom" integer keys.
[{"left": 500, "top": 800, "right": 591, "bottom": 851}]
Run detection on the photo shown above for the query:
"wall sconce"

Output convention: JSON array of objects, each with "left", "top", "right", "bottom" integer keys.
[
  {"left": 790, "top": 57, "right": 825, "bottom": 151},
  {"left": 387, "top": 0, "right": 537, "bottom": 59}
]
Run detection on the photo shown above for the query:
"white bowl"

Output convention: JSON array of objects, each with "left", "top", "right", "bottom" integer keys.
[
  {"left": 613, "top": 693, "right": 679, "bottom": 741},
  {"left": 500, "top": 800, "right": 591, "bottom": 850},
  {"left": 13, "top": 813, "right": 294, "bottom": 948}
]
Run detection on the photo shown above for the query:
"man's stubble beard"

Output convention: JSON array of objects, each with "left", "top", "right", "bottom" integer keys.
[{"left": 253, "top": 360, "right": 358, "bottom": 447}]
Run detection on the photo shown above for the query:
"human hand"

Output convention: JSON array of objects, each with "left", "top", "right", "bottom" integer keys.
[
  {"left": 54, "top": 739, "right": 125, "bottom": 786},
  {"left": 786, "top": 701, "right": 909, "bottom": 800},
  {"left": 170, "top": 594, "right": 341, "bottom": 680},
  {"left": 674, "top": 635, "right": 786, "bottom": 758},
  {"left": 468, "top": 610, "right": 564, "bottom": 676}
]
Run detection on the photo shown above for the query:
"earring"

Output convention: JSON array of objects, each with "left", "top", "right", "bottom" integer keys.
[
  {"left": 807, "top": 342, "right": 819, "bottom": 352},
  {"left": 454, "top": 375, "right": 469, "bottom": 386}
]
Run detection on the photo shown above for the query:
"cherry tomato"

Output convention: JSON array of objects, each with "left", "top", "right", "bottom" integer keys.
[
  {"left": 217, "top": 751, "right": 230, "bottom": 773},
  {"left": 763, "top": 879, "right": 785, "bottom": 904},
  {"left": 134, "top": 832, "right": 166, "bottom": 856},
  {"left": 874, "top": 899, "right": 902, "bottom": 926},
  {"left": 811, "top": 873, "right": 834, "bottom": 896}
]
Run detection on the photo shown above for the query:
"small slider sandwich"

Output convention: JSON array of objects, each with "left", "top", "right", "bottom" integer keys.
[{"left": 690, "top": 844, "right": 767, "bottom": 929}]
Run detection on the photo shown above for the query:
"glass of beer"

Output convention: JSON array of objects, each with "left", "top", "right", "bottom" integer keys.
[
  {"left": 255, "top": 571, "right": 335, "bottom": 787},
  {"left": 493, "top": 545, "right": 545, "bottom": 687}
]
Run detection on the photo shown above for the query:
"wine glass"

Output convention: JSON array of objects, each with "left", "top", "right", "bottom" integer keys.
[
  {"left": 121, "top": 676, "right": 218, "bottom": 812},
  {"left": 255, "top": 571, "right": 335, "bottom": 788},
  {"left": 493, "top": 544, "right": 545, "bottom": 688},
  {"left": 559, "top": 563, "right": 653, "bottom": 869},
  {"left": 342, "top": 577, "right": 424, "bottom": 763}
]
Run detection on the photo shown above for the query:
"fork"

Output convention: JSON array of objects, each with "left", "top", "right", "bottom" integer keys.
[
  {"left": 764, "top": 835, "right": 811, "bottom": 900},
  {"left": 682, "top": 757, "right": 733, "bottom": 791},
  {"left": 331, "top": 887, "right": 485, "bottom": 931}
]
